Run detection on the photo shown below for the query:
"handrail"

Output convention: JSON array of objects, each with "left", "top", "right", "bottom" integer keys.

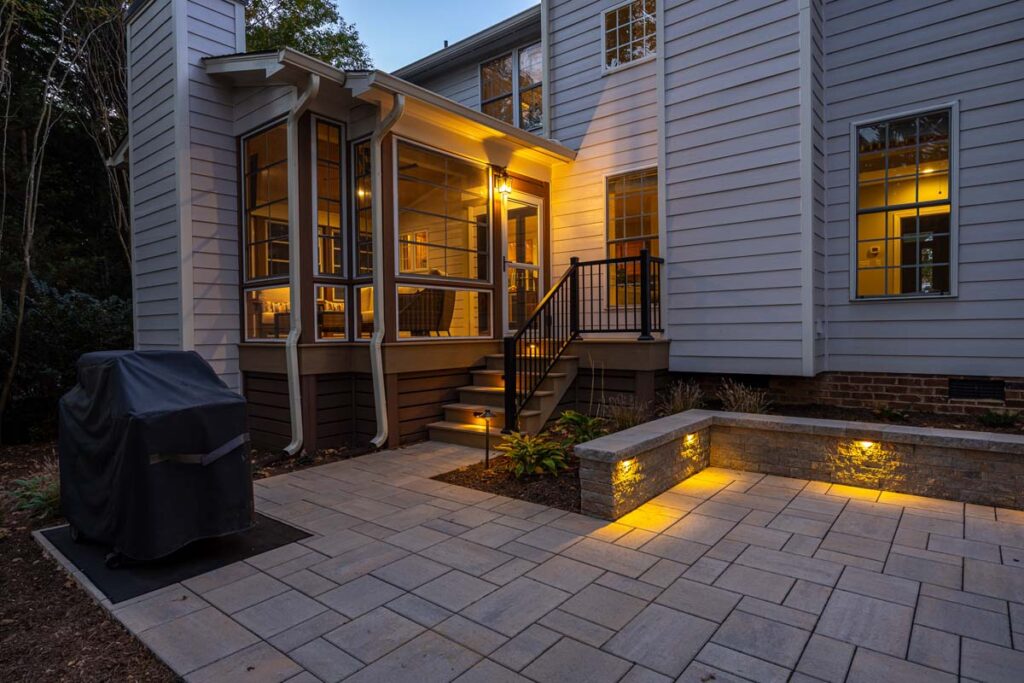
[{"left": 503, "top": 250, "right": 662, "bottom": 432}]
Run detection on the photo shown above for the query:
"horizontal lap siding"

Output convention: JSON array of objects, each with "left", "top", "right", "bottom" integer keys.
[
  {"left": 397, "top": 368, "right": 473, "bottom": 444},
  {"left": 414, "top": 63, "right": 479, "bottom": 109},
  {"left": 663, "top": 0, "right": 804, "bottom": 375},
  {"left": 187, "top": 0, "right": 241, "bottom": 388},
  {"left": 244, "top": 372, "right": 291, "bottom": 449},
  {"left": 549, "top": 0, "right": 659, "bottom": 277},
  {"left": 129, "top": 0, "right": 180, "bottom": 349},
  {"left": 823, "top": 0, "right": 1024, "bottom": 376},
  {"left": 317, "top": 374, "right": 355, "bottom": 448}
]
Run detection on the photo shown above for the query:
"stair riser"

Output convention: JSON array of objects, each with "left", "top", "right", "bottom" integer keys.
[
  {"left": 472, "top": 372, "right": 504, "bottom": 388},
  {"left": 428, "top": 428, "right": 496, "bottom": 450},
  {"left": 485, "top": 355, "right": 576, "bottom": 374},
  {"left": 441, "top": 406, "right": 543, "bottom": 433}
]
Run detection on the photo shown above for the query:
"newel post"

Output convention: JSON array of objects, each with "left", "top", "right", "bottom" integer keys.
[
  {"left": 569, "top": 256, "right": 580, "bottom": 339},
  {"left": 638, "top": 249, "right": 653, "bottom": 341},
  {"left": 503, "top": 335, "right": 517, "bottom": 433}
]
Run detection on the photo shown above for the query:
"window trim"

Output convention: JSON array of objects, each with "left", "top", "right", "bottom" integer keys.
[
  {"left": 601, "top": 0, "right": 658, "bottom": 76},
  {"left": 350, "top": 135, "right": 373, "bottom": 280},
  {"left": 478, "top": 41, "right": 544, "bottom": 133},
  {"left": 393, "top": 284, "right": 493, "bottom": 341},
  {"left": 313, "top": 284, "right": 349, "bottom": 343},
  {"left": 243, "top": 284, "right": 292, "bottom": 343},
  {"left": 311, "top": 115, "right": 346, "bottom": 281},
  {"left": 241, "top": 118, "right": 290, "bottom": 287},
  {"left": 604, "top": 165, "right": 659, "bottom": 310},
  {"left": 848, "top": 101, "right": 959, "bottom": 302},
  {"left": 391, "top": 136, "right": 494, "bottom": 287}
]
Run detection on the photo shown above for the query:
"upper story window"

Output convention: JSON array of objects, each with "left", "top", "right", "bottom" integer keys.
[
  {"left": 315, "top": 120, "right": 343, "bottom": 277},
  {"left": 854, "top": 108, "right": 953, "bottom": 298},
  {"left": 480, "top": 42, "right": 543, "bottom": 132},
  {"left": 604, "top": 0, "right": 656, "bottom": 71},
  {"left": 396, "top": 140, "right": 490, "bottom": 282}
]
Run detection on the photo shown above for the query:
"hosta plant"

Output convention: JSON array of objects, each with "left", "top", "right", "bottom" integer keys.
[
  {"left": 497, "top": 432, "right": 569, "bottom": 478},
  {"left": 553, "top": 410, "right": 607, "bottom": 446}
]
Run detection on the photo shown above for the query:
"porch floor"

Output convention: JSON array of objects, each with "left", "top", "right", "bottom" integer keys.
[{"left": 38, "top": 442, "right": 1024, "bottom": 682}]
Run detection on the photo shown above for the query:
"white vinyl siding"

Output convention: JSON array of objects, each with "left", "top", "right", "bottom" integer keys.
[
  {"left": 412, "top": 63, "right": 480, "bottom": 110},
  {"left": 823, "top": 0, "right": 1024, "bottom": 376}
]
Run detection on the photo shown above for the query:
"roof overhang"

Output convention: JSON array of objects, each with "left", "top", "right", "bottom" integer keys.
[{"left": 203, "top": 48, "right": 576, "bottom": 166}]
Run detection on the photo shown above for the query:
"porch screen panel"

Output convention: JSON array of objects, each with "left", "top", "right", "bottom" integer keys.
[
  {"left": 396, "top": 141, "right": 489, "bottom": 282},
  {"left": 855, "top": 110, "right": 951, "bottom": 298},
  {"left": 316, "top": 121, "right": 343, "bottom": 276},
  {"left": 397, "top": 287, "right": 490, "bottom": 338}
]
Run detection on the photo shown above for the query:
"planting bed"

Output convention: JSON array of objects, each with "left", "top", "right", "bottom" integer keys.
[{"left": 433, "top": 454, "right": 581, "bottom": 512}]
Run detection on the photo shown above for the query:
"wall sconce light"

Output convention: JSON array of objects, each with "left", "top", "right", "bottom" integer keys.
[
  {"left": 495, "top": 168, "right": 512, "bottom": 198},
  {"left": 618, "top": 458, "right": 636, "bottom": 475},
  {"left": 474, "top": 408, "right": 494, "bottom": 468},
  {"left": 856, "top": 440, "right": 876, "bottom": 451},
  {"left": 684, "top": 433, "right": 697, "bottom": 446}
]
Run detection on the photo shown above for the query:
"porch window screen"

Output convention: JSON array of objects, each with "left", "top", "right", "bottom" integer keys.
[
  {"left": 352, "top": 139, "right": 373, "bottom": 276},
  {"left": 396, "top": 141, "right": 490, "bottom": 282},
  {"left": 855, "top": 109, "right": 952, "bottom": 298},
  {"left": 481, "top": 54, "right": 513, "bottom": 125},
  {"left": 242, "top": 122, "right": 290, "bottom": 340},
  {"left": 604, "top": 0, "right": 656, "bottom": 71},
  {"left": 316, "top": 121, "right": 343, "bottom": 276},
  {"left": 397, "top": 287, "right": 490, "bottom": 338},
  {"left": 607, "top": 168, "right": 658, "bottom": 306}
]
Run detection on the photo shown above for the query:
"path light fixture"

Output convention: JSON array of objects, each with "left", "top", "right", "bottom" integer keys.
[{"left": 474, "top": 409, "right": 494, "bottom": 468}]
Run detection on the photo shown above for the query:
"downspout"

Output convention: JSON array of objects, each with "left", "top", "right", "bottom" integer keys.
[
  {"left": 369, "top": 92, "right": 406, "bottom": 448},
  {"left": 283, "top": 73, "right": 321, "bottom": 457}
]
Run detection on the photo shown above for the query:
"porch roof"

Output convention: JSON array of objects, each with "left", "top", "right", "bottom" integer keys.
[{"left": 202, "top": 48, "right": 576, "bottom": 166}]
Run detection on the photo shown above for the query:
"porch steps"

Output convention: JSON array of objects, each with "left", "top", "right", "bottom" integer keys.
[{"left": 427, "top": 351, "right": 579, "bottom": 449}]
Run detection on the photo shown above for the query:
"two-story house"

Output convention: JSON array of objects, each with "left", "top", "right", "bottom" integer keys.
[{"left": 122, "top": 0, "right": 1023, "bottom": 454}]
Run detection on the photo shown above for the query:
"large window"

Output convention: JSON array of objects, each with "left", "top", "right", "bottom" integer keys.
[
  {"left": 243, "top": 123, "right": 290, "bottom": 340},
  {"left": 604, "top": 0, "right": 656, "bottom": 71},
  {"left": 607, "top": 168, "right": 658, "bottom": 306},
  {"left": 352, "top": 139, "right": 372, "bottom": 276},
  {"left": 315, "top": 120, "right": 343, "bottom": 276},
  {"left": 396, "top": 141, "right": 490, "bottom": 282},
  {"left": 480, "top": 42, "right": 543, "bottom": 132},
  {"left": 854, "top": 109, "right": 952, "bottom": 298},
  {"left": 397, "top": 287, "right": 490, "bottom": 338}
]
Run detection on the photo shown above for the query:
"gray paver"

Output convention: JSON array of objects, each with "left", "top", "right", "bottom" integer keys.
[
  {"left": 420, "top": 537, "right": 514, "bottom": 575},
  {"left": 289, "top": 638, "right": 362, "bottom": 682},
  {"left": 596, "top": 572, "right": 662, "bottom": 601},
  {"left": 309, "top": 540, "right": 408, "bottom": 585},
  {"left": 344, "top": 631, "right": 480, "bottom": 683},
  {"left": 847, "top": 648, "right": 955, "bottom": 683},
  {"left": 435, "top": 615, "right": 508, "bottom": 655},
  {"left": 961, "top": 637, "right": 1024, "bottom": 683},
  {"left": 714, "top": 563, "right": 794, "bottom": 602},
  {"left": 204, "top": 572, "right": 290, "bottom": 614},
  {"left": 114, "top": 587, "right": 206, "bottom": 634},
  {"left": 318, "top": 575, "right": 404, "bottom": 617},
  {"left": 915, "top": 594, "right": 1012, "bottom": 645},
  {"left": 816, "top": 589, "right": 913, "bottom": 657},
  {"left": 908, "top": 624, "right": 959, "bottom": 674},
  {"left": 138, "top": 607, "right": 260, "bottom": 675},
  {"left": 682, "top": 556, "right": 730, "bottom": 584},
  {"left": 605, "top": 604, "right": 717, "bottom": 677},
  {"left": 734, "top": 546, "right": 843, "bottom": 585},
  {"left": 638, "top": 558, "right": 687, "bottom": 588},
  {"left": 525, "top": 555, "right": 603, "bottom": 593},
  {"left": 462, "top": 577, "right": 569, "bottom": 636},
  {"left": 678, "top": 660, "right": 750, "bottom": 683},
  {"left": 832, "top": 509, "right": 898, "bottom": 541},
  {"left": 384, "top": 525, "right": 451, "bottom": 552},
  {"left": 619, "top": 664, "right": 672, "bottom": 683},
  {"left": 385, "top": 593, "right": 453, "bottom": 627},
  {"left": 413, "top": 570, "right": 497, "bottom": 611},
  {"left": 712, "top": 609, "right": 810, "bottom": 668},
  {"left": 884, "top": 549, "right": 962, "bottom": 589},
  {"left": 453, "top": 659, "right": 530, "bottom": 683},
  {"left": 696, "top": 642, "right": 790, "bottom": 683},
  {"left": 490, "top": 624, "right": 561, "bottom": 671},
  {"left": 562, "top": 537, "right": 659, "bottom": 577},
  {"left": 324, "top": 606, "right": 424, "bottom": 663},
  {"left": 663, "top": 513, "right": 736, "bottom": 545},
  {"left": 559, "top": 583, "right": 647, "bottom": 630},
  {"left": 537, "top": 608, "right": 615, "bottom": 647},
  {"left": 268, "top": 610, "right": 349, "bottom": 653},
  {"left": 185, "top": 642, "right": 301, "bottom": 683},
  {"left": 736, "top": 595, "right": 818, "bottom": 630},
  {"left": 459, "top": 522, "right": 527, "bottom": 549},
  {"left": 638, "top": 535, "right": 709, "bottom": 564},
  {"left": 796, "top": 634, "right": 854, "bottom": 683},
  {"left": 481, "top": 558, "right": 536, "bottom": 585},
  {"left": 182, "top": 561, "right": 260, "bottom": 595},
  {"left": 514, "top": 525, "right": 582, "bottom": 553},
  {"left": 837, "top": 565, "right": 919, "bottom": 606},
  {"left": 281, "top": 568, "right": 337, "bottom": 597},
  {"left": 656, "top": 576, "right": 740, "bottom": 622},
  {"left": 964, "top": 557, "right": 1024, "bottom": 602},
  {"left": 371, "top": 553, "right": 450, "bottom": 590},
  {"left": 725, "top": 523, "right": 791, "bottom": 549},
  {"left": 783, "top": 579, "right": 832, "bottom": 614},
  {"left": 234, "top": 590, "right": 327, "bottom": 638},
  {"left": 522, "top": 638, "right": 632, "bottom": 683}
]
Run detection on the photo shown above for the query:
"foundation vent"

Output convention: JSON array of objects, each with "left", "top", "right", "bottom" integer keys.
[{"left": 948, "top": 378, "right": 1005, "bottom": 401}]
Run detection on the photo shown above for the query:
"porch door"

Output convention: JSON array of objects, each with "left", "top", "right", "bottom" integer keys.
[{"left": 503, "top": 193, "right": 544, "bottom": 333}]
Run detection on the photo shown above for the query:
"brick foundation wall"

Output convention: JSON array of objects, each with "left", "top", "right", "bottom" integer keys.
[{"left": 683, "top": 372, "right": 1024, "bottom": 417}]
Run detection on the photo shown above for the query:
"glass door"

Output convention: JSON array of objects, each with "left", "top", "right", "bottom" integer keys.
[{"left": 503, "top": 194, "right": 544, "bottom": 332}]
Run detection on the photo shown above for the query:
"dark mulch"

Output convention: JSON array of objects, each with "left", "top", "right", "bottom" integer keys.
[
  {"left": 0, "top": 443, "right": 176, "bottom": 683},
  {"left": 251, "top": 445, "right": 369, "bottom": 480},
  {"left": 433, "top": 454, "right": 581, "bottom": 513},
  {"left": 767, "top": 403, "right": 1023, "bottom": 435}
]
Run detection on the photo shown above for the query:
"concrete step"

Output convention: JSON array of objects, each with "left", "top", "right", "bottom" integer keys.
[
  {"left": 484, "top": 353, "right": 579, "bottom": 372},
  {"left": 441, "top": 403, "right": 541, "bottom": 431},
  {"left": 470, "top": 368, "right": 568, "bottom": 388},
  {"left": 427, "top": 421, "right": 504, "bottom": 449}
]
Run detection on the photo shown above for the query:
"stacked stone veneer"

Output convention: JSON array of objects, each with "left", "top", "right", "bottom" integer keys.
[{"left": 575, "top": 410, "right": 1024, "bottom": 520}]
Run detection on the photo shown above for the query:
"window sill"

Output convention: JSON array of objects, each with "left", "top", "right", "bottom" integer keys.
[
  {"left": 602, "top": 53, "right": 656, "bottom": 77},
  {"left": 850, "top": 293, "right": 957, "bottom": 303}
]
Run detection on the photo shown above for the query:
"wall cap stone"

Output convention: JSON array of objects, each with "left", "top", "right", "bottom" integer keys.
[{"left": 575, "top": 410, "right": 1024, "bottom": 463}]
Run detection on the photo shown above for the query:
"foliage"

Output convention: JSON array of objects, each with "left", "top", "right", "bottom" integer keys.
[
  {"left": 0, "top": 279, "right": 132, "bottom": 442},
  {"left": 717, "top": 378, "right": 772, "bottom": 414},
  {"left": 978, "top": 409, "right": 1019, "bottom": 429},
  {"left": 603, "top": 394, "right": 652, "bottom": 432},
  {"left": 657, "top": 379, "right": 704, "bottom": 416},
  {"left": 497, "top": 432, "right": 568, "bottom": 478},
  {"left": 246, "top": 0, "right": 371, "bottom": 69},
  {"left": 874, "top": 406, "right": 910, "bottom": 423},
  {"left": 552, "top": 410, "right": 607, "bottom": 446},
  {"left": 6, "top": 456, "right": 60, "bottom": 519}
]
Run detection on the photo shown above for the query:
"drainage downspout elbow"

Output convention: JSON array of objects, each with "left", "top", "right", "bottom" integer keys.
[
  {"left": 369, "top": 93, "right": 405, "bottom": 449},
  {"left": 282, "top": 73, "right": 321, "bottom": 457}
]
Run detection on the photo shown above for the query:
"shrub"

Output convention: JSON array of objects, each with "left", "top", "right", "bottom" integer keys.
[
  {"left": 978, "top": 409, "right": 1019, "bottom": 429},
  {"left": 553, "top": 410, "right": 607, "bottom": 446},
  {"left": 497, "top": 432, "right": 569, "bottom": 478},
  {"left": 717, "top": 378, "right": 772, "bottom": 414},
  {"left": 603, "top": 394, "right": 652, "bottom": 432},
  {"left": 6, "top": 457, "right": 61, "bottom": 520},
  {"left": 657, "top": 379, "right": 704, "bottom": 416}
]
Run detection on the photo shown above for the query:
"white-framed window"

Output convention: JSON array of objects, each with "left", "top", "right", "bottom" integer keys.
[
  {"left": 851, "top": 105, "right": 956, "bottom": 299},
  {"left": 396, "top": 286, "right": 491, "bottom": 339},
  {"left": 313, "top": 117, "right": 345, "bottom": 278},
  {"left": 606, "top": 167, "right": 659, "bottom": 306},
  {"left": 480, "top": 42, "right": 543, "bottom": 132},
  {"left": 603, "top": 0, "right": 656, "bottom": 72},
  {"left": 314, "top": 285, "right": 347, "bottom": 341}
]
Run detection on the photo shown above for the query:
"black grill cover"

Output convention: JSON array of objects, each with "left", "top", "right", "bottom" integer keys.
[{"left": 58, "top": 351, "right": 254, "bottom": 561}]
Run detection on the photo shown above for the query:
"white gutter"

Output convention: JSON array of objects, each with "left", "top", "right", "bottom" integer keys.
[
  {"left": 369, "top": 93, "right": 406, "bottom": 449},
  {"left": 283, "top": 73, "right": 321, "bottom": 457}
]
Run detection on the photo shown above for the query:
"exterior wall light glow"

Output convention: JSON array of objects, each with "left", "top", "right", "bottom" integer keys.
[
  {"left": 495, "top": 168, "right": 512, "bottom": 197},
  {"left": 857, "top": 440, "right": 876, "bottom": 451},
  {"left": 684, "top": 433, "right": 697, "bottom": 445},
  {"left": 618, "top": 458, "right": 636, "bottom": 474}
]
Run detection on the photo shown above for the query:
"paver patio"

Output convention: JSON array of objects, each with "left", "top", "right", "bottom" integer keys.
[{"left": 42, "top": 441, "right": 1024, "bottom": 682}]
